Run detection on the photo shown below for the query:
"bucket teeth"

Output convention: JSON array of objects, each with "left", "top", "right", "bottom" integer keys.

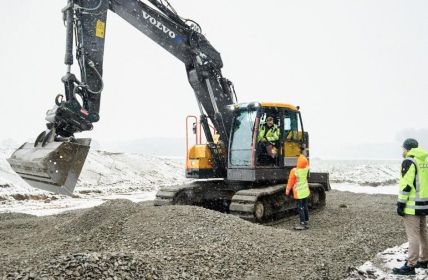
[{"left": 7, "top": 138, "right": 91, "bottom": 196}]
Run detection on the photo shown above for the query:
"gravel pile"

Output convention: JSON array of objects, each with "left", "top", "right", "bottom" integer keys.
[
  {"left": 4, "top": 252, "right": 162, "bottom": 280},
  {"left": 0, "top": 191, "right": 405, "bottom": 279}
]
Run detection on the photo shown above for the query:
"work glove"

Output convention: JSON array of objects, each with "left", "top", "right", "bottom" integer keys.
[{"left": 397, "top": 202, "right": 405, "bottom": 217}]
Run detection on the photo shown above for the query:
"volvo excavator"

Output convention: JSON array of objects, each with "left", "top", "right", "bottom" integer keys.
[{"left": 7, "top": 0, "right": 330, "bottom": 222}]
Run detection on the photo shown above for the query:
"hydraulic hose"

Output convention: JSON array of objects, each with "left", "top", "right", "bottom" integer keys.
[
  {"left": 84, "top": 60, "right": 104, "bottom": 95},
  {"left": 74, "top": 0, "right": 102, "bottom": 12}
]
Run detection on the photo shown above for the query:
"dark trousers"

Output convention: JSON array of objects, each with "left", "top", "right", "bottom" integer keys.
[
  {"left": 257, "top": 142, "right": 276, "bottom": 165},
  {"left": 296, "top": 198, "right": 309, "bottom": 224}
]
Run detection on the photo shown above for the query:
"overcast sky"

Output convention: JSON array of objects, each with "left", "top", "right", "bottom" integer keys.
[{"left": 0, "top": 0, "right": 427, "bottom": 158}]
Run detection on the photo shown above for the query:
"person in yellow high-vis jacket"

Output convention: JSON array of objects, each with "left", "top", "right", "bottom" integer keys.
[
  {"left": 393, "top": 138, "right": 428, "bottom": 276},
  {"left": 285, "top": 154, "right": 310, "bottom": 230},
  {"left": 257, "top": 116, "right": 280, "bottom": 144},
  {"left": 257, "top": 116, "right": 280, "bottom": 165}
]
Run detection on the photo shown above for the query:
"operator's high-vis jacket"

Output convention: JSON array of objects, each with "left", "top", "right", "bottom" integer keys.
[
  {"left": 286, "top": 155, "right": 310, "bottom": 199},
  {"left": 257, "top": 124, "right": 280, "bottom": 143},
  {"left": 398, "top": 147, "right": 428, "bottom": 216}
]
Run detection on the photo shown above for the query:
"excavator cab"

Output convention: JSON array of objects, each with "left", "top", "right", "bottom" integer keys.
[
  {"left": 227, "top": 102, "right": 307, "bottom": 182},
  {"left": 186, "top": 102, "right": 309, "bottom": 183}
]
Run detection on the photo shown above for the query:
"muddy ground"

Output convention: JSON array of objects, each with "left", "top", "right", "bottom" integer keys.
[{"left": 0, "top": 190, "right": 405, "bottom": 280}]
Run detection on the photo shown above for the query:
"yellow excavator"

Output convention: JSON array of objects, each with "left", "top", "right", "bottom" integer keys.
[
  {"left": 156, "top": 102, "right": 330, "bottom": 221},
  {"left": 7, "top": 0, "right": 329, "bottom": 222}
]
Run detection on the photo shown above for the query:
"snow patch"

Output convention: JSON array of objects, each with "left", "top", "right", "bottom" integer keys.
[
  {"left": 312, "top": 159, "right": 400, "bottom": 187},
  {"left": 348, "top": 243, "right": 428, "bottom": 279},
  {"left": 331, "top": 183, "right": 397, "bottom": 195}
]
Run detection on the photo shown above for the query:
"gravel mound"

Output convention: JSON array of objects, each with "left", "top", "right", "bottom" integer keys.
[
  {"left": 0, "top": 212, "right": 34, "bottom": 222},
  {"left": 4, "top": 252, "right": 162, "bottom": 280},
  {"left": 58, "top": 200, "right": 139, "bottom": 235},
  {"left": 0, "top": 191, "right": 405, "bottom": 280}
]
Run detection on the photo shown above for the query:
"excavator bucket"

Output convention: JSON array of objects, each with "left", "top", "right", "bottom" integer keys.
[{"left": 7, "top": 138, "right": 91, "bottom": 196}]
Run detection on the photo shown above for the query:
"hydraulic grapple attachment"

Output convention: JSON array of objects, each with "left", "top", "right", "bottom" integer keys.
[{"left": 7, "top": 138, "right": 91, "bottom": 196}]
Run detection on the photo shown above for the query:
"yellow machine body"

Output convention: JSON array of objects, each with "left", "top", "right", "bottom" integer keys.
[
  {"left": 283, "top": 131, "right": 304, "bottom": 157},
  {"left": 186, "top": 144, "right": 213, "bottom": 170},
  {"left": 186, "top": 144, "right": 217, "bottom": 178}
]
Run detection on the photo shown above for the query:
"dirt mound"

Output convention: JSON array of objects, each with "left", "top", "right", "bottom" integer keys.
[
  {"left": 0, "top": 191, "right": 406, "bottom": 280},
  {"left": 4, "top": 252, "right": 162, "bottom": 280},
  {"left": 58, "top": 199, "right": 138, "bottom": 235},
  {"left": 0, "top": 212, "right": 35, "bottom": 221}
]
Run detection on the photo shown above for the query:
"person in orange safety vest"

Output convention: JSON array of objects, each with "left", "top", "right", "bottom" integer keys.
[{"left": 285, "top": 154, "right": 310, "bottom": 230}]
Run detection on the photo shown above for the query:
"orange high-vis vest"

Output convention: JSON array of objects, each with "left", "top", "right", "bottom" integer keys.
[{"left": 286, "top": 155, "right": 310, "bottom": 199}]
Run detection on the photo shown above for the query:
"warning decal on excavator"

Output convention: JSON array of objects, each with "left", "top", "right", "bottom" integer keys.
[{"left": 96, "top": 20, "right": 105, "bottom": 38}]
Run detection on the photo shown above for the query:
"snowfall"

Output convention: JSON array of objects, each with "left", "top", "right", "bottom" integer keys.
[{"left": 0, "top": 140, "right": 426, "bottom": 280}]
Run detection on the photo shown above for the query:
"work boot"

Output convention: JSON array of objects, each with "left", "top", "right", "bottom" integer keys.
[
  {"left": 303, "top": 221, "right": 309, "bottom": 229},
  {"left": 392, "top": 263, "right": 415, "bottom": 275},
  {"left": 415, "top": 261, "right": 428, "bottom": 269},
  {"left": 293, "top": 223, "right": 307, "bottom": 230}
]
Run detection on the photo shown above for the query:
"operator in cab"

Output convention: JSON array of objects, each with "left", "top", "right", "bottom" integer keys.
[{"left": 257, "top": 115, "right": 280, "bottom": 165}]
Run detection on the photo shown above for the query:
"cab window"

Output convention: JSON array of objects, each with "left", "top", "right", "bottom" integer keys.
[
  {"left": 230, "top": 109, "right": 257, "bottom": 166},
  {"left": 284, "top": 110, "right": 298, "bottom": 132}
]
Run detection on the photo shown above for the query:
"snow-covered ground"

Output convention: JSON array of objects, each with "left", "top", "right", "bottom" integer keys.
[
  {"left": 1, "top": 141, "right": 422, "bottom": 279},
  {"left": 0, "top": 141, "right": 189, "bottom": 216},
  {"left": 311, "top": 158, "right": 400, "bottom": 187},
  {"left": 0, "top": 145, "right": 400, "bottom": 216},
  {"left": 347, "top": 243, "right": 428, "bottom": 279}
]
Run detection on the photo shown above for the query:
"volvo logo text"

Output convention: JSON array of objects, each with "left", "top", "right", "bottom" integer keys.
[{"left": 142, "top": 11, "right": 176, "bottom": 39}]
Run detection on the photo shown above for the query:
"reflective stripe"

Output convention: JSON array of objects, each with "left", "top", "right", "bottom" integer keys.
[
  {"left": 402, "top": 197, "right": 415, "bottom": 201},
  {"left": 415, "top": 198, "right": 428, "bottom": 202},
  {"left": 406, "top": 205, "right": 428, "bottom": 210},
  {"left": 398, "top": 199, "right": 407, "bottom": 203},
  {"left": 258, "top": 125, "right": 279, "bottom": 142},
  {"left": 400, "top": 191, "right": 410, "bottom": 196}
]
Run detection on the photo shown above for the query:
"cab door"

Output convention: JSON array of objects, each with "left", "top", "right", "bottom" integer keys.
[
  {"left": 282, "top": 109, "right": 306, "bottom": 167},
  {"left": 228, "top": 108, "right": 258, "bottom": 167}
]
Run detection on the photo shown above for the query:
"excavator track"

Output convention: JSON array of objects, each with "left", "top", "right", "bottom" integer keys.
[
  {"left": 229, "top": 185, "right": 289, "bottom": 222},
  {"left": 154, "top": 180, "right": 236, "bottom": 211},
  {"left": 230, "top": 183, "right": 326, "bottom": 223},
  {"left": 155, "top": 175, "right": 328, "bottom": 223},
  {"left": 154, "top": 184, "right": 200, "bottom": 206}
]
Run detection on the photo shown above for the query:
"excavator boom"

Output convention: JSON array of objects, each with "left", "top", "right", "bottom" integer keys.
[{"left": 9, "top": 0, "right": 236, "bottom": 194}]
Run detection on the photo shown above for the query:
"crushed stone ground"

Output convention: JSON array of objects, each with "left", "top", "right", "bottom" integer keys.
[{"left": 0, "top": 190, "right": 405, "bottom": 280}]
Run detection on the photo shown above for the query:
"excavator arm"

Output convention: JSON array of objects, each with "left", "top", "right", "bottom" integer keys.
[
  {"left": 8, "top": 0, "right": 236, "bottom": 194},
  {"left": 56, "top": 0, "right": 235, "bottom": 143}
]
